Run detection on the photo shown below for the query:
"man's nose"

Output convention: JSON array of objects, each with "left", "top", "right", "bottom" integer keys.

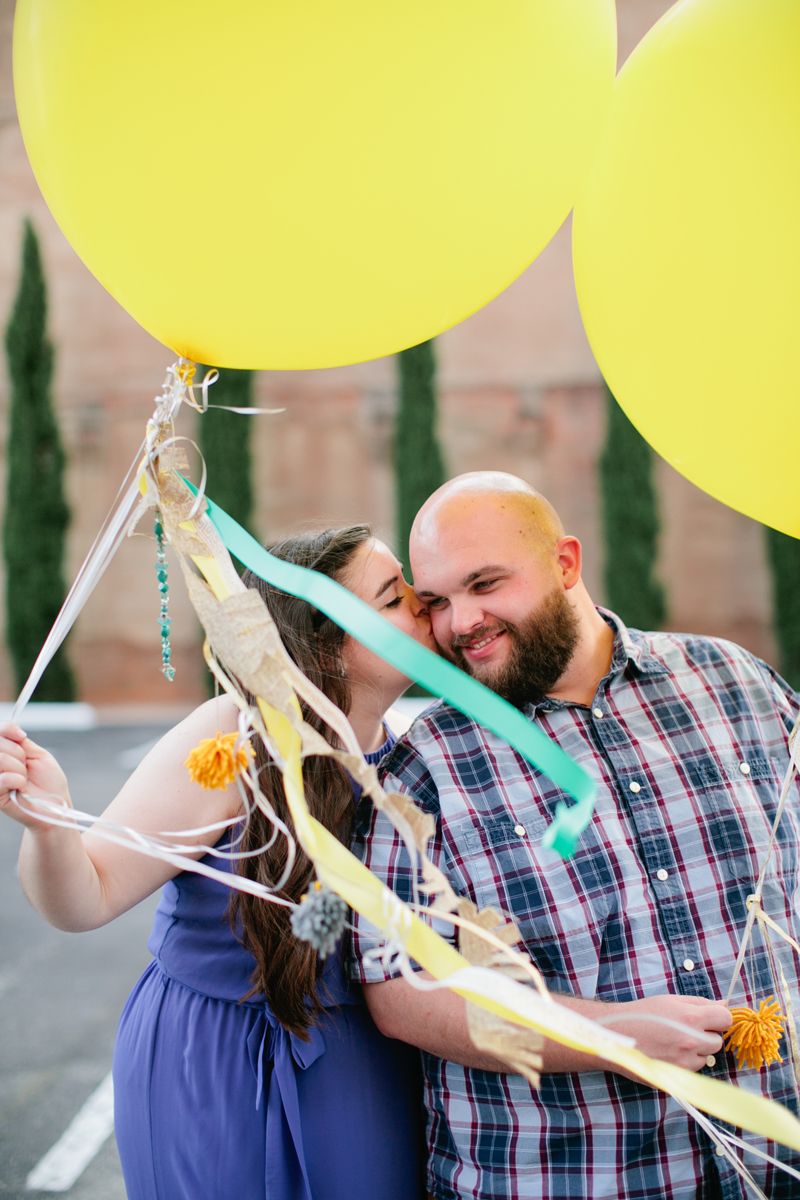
[{"left": 448, "top": 597, "right": 484, "bottom": 636}]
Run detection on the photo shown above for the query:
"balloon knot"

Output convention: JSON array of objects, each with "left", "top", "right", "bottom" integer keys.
[
  {"left": 184, "top": 731, "right": 250, "bottom": 790},
  {"left": 176, "top": 361, "right": 196, "bottom": 385},
  {"left": 725, "top": 996, "right": 785, "bottom": 1070}
]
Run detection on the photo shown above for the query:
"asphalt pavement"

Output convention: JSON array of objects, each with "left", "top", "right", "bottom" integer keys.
[{"left": 0, "top": 726, "right": 173, "bottom": 1199}]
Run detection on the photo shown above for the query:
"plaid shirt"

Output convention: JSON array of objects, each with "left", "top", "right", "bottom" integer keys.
[{"left": 350, "top": 612, "right": 800, "bottom": 1200}]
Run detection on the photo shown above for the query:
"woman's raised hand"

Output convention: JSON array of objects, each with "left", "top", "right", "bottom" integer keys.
[{"left": 0, "top": 722, "right": 71, "bottom": 830}]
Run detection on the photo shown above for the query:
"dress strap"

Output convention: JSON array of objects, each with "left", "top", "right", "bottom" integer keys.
[
  {"left": 363, "top": 726, "right": 397, "bottom": 765},
  {"left": 246, "top": 1008, "right": 326, "bottom": 1200}
]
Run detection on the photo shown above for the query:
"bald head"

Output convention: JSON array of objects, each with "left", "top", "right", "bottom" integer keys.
[
  {"left": 408, "top": 473, "right": 594, "bottom": 699},
  {"left": 408, "top": 473, "right": 608, "bottom": 703},
  {"left": 412, "top": 472, "right": 564, "bottom": 563}
]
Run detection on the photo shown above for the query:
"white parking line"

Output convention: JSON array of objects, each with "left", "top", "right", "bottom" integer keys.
[{"left": 26, "top": 1073, "right": 115, "bottom": 1192}]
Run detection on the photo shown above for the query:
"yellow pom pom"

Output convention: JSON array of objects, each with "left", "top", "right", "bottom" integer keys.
[
  {"left": 725, "top": 997, "right": 786, "bottom": 1071},
  {"left": 184, "top": 732, "right": 250, "bottom": 790}
]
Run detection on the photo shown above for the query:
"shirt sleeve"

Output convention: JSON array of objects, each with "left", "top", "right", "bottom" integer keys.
[
  {"left": 751, "top": 654, "right": 800, "bottom": 738},
  {"left": 348, "top": 736, "right": 452, "bottom": 984}
]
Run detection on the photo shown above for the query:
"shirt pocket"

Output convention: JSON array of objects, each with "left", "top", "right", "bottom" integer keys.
[
  {"left": 444, "top": 812, "right": 611, "bottom": 994},
  {"left": 444, "top": 813, "right": 539, "bottom": 912},
  {"left": 682, "top": 750, "right": 786, "bottom": 882}
]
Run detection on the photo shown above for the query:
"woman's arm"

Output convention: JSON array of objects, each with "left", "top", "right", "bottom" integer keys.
[{"left": 0, "top": 698, "right": 243, "bottom": 932}]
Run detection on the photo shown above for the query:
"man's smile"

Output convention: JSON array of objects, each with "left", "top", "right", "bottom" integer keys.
[{"left": 458, "top": 629, "right": 506, "bottom": 661}]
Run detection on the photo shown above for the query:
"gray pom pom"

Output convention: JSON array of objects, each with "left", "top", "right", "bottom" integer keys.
[{"left": 290, "top": 881, "right": 348, "bottom": 959}]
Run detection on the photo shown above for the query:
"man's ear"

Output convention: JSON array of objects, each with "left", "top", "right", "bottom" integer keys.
[{"left": 555, "top": 536, "right": 582, "bottom": 590}]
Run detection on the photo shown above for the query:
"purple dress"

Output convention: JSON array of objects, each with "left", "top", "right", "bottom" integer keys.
[{"left": 113, "top": 737, "right": 424, "bottom": 1200}]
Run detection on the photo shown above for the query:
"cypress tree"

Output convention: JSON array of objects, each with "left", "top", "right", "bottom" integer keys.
[
  {"left": 3, "top": 220, "right": 75, "bottom": 700},
  {"left": 599, "top": 384, "right": 666, "bottom": 631},
  {"left": 394, "top": 339, "right": 445, "bottom": 575},
  {"left": 765, "top": 528, "right": 800, "bottom": 689},
  {"left": 197, "top": 366, "right": 255, "bottom": 536}
]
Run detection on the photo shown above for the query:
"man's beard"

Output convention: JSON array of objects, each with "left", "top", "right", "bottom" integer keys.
[{"left": 448, "top": 588, "right": 580, "bottom": 708}]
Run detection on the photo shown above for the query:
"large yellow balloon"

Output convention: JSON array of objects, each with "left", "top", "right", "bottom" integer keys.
[
  {"left": 573, "top": 0, "right": 800, "bottom": 536},
  {"left": 14, "top": 0, "right": 615, "bottom": 371}
]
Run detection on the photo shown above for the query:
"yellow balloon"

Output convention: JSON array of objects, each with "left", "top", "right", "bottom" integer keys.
[
  {"left": 14, "top": 0, "right": 615, "bottom": 371},
  {"left": 573, "top": 0, "right": 800, "bottom": 536}
]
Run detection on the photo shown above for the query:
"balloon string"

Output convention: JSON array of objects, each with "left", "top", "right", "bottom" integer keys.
[
  {"left": 184, "top": 363, "right": 283, "bottom": 415},
  {"left": 11, "top": 467, "right": 144, "bottom": 720},
  {"left": 11, "top": 358, "right": 282, "bottom": 721},
  {"left": 8, "top": 789, "right": 296, "bottom": 908},
  {"left": 725, "top": 714, "right": 800, "bottom": 1006}
]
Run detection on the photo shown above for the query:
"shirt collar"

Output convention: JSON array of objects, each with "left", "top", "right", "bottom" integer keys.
[
  {"left": 599, "top": 608, "right": 672, "bottom": 679},
  {"left": 525, "top": 607, "right": 671, "bottom": 715}
]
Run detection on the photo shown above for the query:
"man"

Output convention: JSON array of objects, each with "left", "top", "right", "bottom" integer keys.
[{"left": 350, "top": 471, "right": 800, "bottom": 1200}]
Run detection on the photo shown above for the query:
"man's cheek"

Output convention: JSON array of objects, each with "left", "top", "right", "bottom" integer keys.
[{"left": 430, "top": 616, "right": 456, "bottom": 658}]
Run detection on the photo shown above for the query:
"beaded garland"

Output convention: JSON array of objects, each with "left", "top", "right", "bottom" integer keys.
[{"left": 154, "top": 508, "right": 175, "bottom": 681}]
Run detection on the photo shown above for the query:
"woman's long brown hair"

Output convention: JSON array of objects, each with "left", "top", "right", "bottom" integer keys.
[{"left": 230, "top": 524, "right": 372, "bottom": 1038}]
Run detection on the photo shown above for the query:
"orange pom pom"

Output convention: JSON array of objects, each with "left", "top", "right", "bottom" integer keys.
[
  {"left": 184, "top": 732, "right": 250, "bottom": 790},
  {"left": 725, "top": 997, "right": 786, "bottom": 1071}
]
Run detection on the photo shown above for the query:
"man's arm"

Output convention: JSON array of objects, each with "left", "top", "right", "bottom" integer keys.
[{"left": 364, "top": 974, "right": 732, "bottom": 1074}]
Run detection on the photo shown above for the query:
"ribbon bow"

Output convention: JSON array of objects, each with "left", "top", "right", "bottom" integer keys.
[{"left": 246, "top": 1007, "right": 326, "bottom": 1200}]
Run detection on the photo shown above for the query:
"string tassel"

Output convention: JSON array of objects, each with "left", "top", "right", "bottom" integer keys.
[
  {"left": 185, "top": 732, "right": 250, "bottom": 790},
  {"left": 725, "top": 996, "right": 786, "bottom": 1070},
  {"left": 290, "top": 881, "right": 348, "bottom": 958}
]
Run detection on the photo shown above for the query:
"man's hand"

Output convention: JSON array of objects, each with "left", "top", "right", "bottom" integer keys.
[
  {"left": 608, "top": 993, "right": 732, "bottom": 1072},
  {"left": 364, "top": 976, "right": 733, "bottom": 1076}
]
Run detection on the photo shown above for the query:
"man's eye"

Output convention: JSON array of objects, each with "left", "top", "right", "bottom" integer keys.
[
  {"left": 426, "top": 597, "right": 445, "bottom": 609},
  {"left": 474, "top": 579, "right": 499, "bottom": 591}
]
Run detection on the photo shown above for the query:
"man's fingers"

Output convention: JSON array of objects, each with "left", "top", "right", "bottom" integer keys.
[
  {"left": 673, "top": 995, "right": 734, "bottom": 1031},
  {"left": 707, "top": 1012, "right": 733, "bottom": 1034},
  {"left": 697, "top": 1004, "right": 734, "bottom": 1033}
]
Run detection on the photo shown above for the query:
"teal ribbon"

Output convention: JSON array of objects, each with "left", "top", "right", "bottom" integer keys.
[{"left": 203, "top": 495, "right": 595, "bottom": 858}]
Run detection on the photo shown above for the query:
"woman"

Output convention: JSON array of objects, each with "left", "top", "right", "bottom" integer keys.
[{"left": 0, "top": 525, "right": 433, "bottom": 1200}]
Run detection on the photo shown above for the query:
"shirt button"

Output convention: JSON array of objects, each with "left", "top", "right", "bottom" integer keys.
[
  {"left": 715, "top": 1144, "right": 725, "bottom": 1156},
  {"left": 629, "top": 781, "right": 641, "bottom": 793},
  {"left": 706, "top": 1055, "right": 716, "bottom": 1068},
  {"left": 656, "top": 869, "right": 669, "bottom": 882},
  {"left": 514, "top": 824, "right": 526, "bottom": 837},
  {"left": 593, "top": 708, "right": 604, "bottom": 719},
  {"left": 683, "top": 958, "right": 695, "bottom": 972},
  {"left": 739, "top": 762, "right": 751, "bottom": 775}
]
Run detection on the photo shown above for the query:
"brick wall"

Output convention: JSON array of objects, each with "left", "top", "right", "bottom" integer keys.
[{"left": 0, "top": 0, "right": 778, "bottom": 703}]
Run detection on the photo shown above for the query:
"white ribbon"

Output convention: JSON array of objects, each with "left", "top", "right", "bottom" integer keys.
[{"left": 12, "top": 358, "right": 281, "bottom": 722}]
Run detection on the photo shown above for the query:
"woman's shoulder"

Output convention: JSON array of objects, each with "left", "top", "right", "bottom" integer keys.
[
  {"left": 170, "top": 695, "right": 241, "bottom": 743},
  {"left": 133, "top": 696, "right": 243, "bottom": 791},
  {"left": 105, "top": 696, "right": 244, "bottom": 844}
]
